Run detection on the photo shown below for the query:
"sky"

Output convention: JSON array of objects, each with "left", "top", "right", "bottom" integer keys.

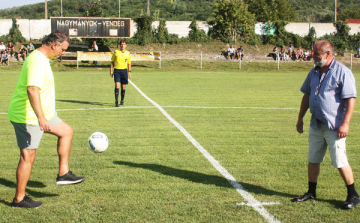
[{"left": 0, "top": 0, "right": 50, "bottom": 10}]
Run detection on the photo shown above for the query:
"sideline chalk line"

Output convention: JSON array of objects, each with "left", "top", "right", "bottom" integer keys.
[
  {"left": 128, "top": 80, "right": 281, "bottom": 223},
  {"left": 2, "top": 106, "right": 360, "bottom": 115}
]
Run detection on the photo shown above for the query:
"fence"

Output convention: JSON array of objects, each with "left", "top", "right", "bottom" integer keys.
[{"left": 76, "top": 51, "right": 161, "bottom": 69}]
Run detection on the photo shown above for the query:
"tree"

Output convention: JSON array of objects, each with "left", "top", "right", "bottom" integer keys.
[
  {"left": 82, "top": 1, "right": 103, "bottom": 17},
  {"left": 208, "top": 0, "right": 257, "bottom": 44},
  {"left": 8, "top": 18, "right": 26, "bottom": 43},
  {"left": 188, "top": 19, "right": 209, "bottom": 42},
  {"left": 246, "top": 0, "right": 296, "bottom": 22},
  {"left": 338, "top": 8, "right": 360, "bottom": 21},
  {"left": 133, "top": 14, "right": 154, "bottom": 45},
  {"left": 154, "top": 18, "right": 168, "bottom": 43}
]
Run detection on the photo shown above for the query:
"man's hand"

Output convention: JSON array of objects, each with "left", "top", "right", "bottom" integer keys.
[
  {"left": 337, "top": 123, "right": 349, "bottom": 138},
  {"left": 296, "top": 119, "right": 304, "bottom": 134},
  {"left": 38, "top": 117, "right": 51, "bottom": 132}
]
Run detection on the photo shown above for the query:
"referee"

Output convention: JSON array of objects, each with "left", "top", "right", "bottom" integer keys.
[{"left": 110, "top": 39, "right": 131, "bottom": 107}]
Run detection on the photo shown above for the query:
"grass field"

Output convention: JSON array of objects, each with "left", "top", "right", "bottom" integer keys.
[{"left": 1, "top": 61, "right": 360, "bottom": 222}]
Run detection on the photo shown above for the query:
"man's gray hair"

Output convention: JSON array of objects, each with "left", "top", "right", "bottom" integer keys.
[
  {"left": 316, "top": 40, "right": 334, "bottom": 55},
  {"left": 43, "top": 31, "right": 70, "bottom": 46}
]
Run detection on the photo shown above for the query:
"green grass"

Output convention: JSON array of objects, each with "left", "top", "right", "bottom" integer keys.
[{"left": 1, "top": 61, "right": 360, "bottom": 222}]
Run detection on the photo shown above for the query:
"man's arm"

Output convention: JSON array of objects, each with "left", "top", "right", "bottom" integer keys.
[
  {"left": 110, "top": 62, "right": 114, "bottom": 77},
  {"left": 128, "top": 63, "right": 131, "bottom": 79},
  {"left": 296, "top": 94, "right": 310, "bottom": 134},
  {"left": 338, "top": 97, "right": 356, "bottom": 138},
  {"left": 27, "top": 86, "right": 51, "bottom": 132}
]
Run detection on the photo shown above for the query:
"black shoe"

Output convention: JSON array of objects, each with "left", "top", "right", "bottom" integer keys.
[
  {"left": 120, "top": 101, "right": 124, "bottom": 105},
  {"left": 56, "top": 171, "right": 85, "bottom": 185},
  {"left": 342, "top": 195, "right": 359, "bottom": 209},
  {"left": 292, "top": 192, "right": 316, "bottom": 202},
  {"left": 12, "top": 195, "right": 42, "bottom": 208},
  {"left": 115, "top": 101, "right": 119, "bottom": 107}
]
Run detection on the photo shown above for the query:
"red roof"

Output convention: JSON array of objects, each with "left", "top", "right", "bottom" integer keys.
[{"left": 346, "top": 19, "right": 360, "bottom": 24}]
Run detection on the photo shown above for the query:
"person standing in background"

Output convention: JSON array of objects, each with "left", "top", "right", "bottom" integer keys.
[{"left": 110, "top": 39, "right": 131, "bottom": 107}]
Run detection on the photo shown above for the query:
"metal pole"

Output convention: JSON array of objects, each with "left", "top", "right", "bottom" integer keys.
[
  {"left": 61, "top": 0, "right": 63, "bottom": 17},
  {"left": 159, "top": 51, "right": 161, "bottom": 69},
  {"left": 350, "top": 53, "right": 353, "bottom": 70},
  {"left": 45, "top": 0, "right": 47, "bottom": 19},
  {"left": 335, "top": 0, "right": 337, "bottom": 22},
  {"left": 200, "top": 52, "right": 202, "bottom": 69},
  {"left": 277, "top": 53, "right": 280, "bottom": 70},
  {"left": 119, "top": 0, "right": 121, "bottom": 18},
  {"left": 239, "top": 52, "right": 242, "bottom": 70}
]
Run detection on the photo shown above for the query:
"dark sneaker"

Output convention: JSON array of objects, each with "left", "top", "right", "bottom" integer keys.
[
  {"left": 120, "top": 101, "right": 124, "bottom": 105},
  {"left": 115, "top": 101, "right": 119, "bottom": 107},
  {"left": 56, "top": 171, "right": 85, "bottom": 185},
  {"left": 342, "top": 195, "right": 359, "bottom": 209},
  {"left": 291, "top": 192, "right": 316, "bottom": 202},
  {"left": 12, "top": 195, "right": 42, "bottom": 208}
]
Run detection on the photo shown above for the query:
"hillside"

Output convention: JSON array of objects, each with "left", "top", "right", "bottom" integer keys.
[{"left": 0, "top": 0, "right": 359, "bottom": 22}]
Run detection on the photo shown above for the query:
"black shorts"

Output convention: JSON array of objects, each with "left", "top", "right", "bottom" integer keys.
[{"left": 113, "top": 69, "right": 128, "bottom": 85}]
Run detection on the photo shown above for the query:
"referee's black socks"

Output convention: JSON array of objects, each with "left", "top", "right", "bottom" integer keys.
[
  {"left": 115, "top": 88, "right": 119, "bottom": 102},
  {"left": 121, "top": 90, "right": 125, "bottom": 102}
]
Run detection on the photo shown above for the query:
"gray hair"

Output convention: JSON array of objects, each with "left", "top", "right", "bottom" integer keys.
[
  {"left": 315, "top": 40, "right": 334, "bottom": 55},
  {"left": 43, "top": 31, "right": 70, "bottom": 46}
]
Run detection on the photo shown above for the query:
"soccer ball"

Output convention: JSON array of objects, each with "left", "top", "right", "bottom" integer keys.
[{"left": 88, "top": 132, "right": 109, "bottom": 153}]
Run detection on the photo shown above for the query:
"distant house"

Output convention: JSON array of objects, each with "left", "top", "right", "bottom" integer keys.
[{"left": 346, "top": 19, "right": 360, "bottom": 24}]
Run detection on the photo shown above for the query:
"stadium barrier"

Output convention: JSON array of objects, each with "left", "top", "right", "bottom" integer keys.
[{"left": 76, "top": 51, "right": 161, "bottom": 69}]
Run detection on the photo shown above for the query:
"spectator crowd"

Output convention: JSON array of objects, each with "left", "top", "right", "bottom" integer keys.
[
  {"left": 0, "top": 41, "right": 36, "bottom": 66},
  {"left": 273, "top": 44, "right": 312, "bottom": 61}
]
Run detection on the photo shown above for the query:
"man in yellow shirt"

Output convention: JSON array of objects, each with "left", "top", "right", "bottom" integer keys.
[
  {"left": 110, "top": 39, "right": 131, "bottom": 107},
  {"left": 8, "top": 31, "right": 85, "bottom": 208}
]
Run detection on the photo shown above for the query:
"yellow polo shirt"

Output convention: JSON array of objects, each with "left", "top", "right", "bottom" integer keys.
[
  {"left": 111, "top": 50, "right": 131, "bottom": 69},
  {"left": 8, "top": 50, "right": 55, "bottom": 125}
]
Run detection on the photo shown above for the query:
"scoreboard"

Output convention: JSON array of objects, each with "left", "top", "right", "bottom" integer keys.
[{"left": 51, "top": 17, "right": 131, "bottom": 38}]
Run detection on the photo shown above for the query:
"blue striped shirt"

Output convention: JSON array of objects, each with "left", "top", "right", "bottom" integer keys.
[{"left": 300, "top": 59, "right": 357, "bottom": 130}]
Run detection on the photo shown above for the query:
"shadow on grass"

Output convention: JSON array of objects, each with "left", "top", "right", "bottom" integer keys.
[
  {"left": 113, "top": 161, "right": 295, "bottom": 198},
  {"left": 0, "top": 178, "right": 59, "bottom": 206},
  {"left": 57, "top": 99, "right": 107, "bottom": 106}
]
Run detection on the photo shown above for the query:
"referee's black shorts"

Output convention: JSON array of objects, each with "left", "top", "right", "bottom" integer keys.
[{"left": 113, "top": 69, "right": 128, "bottom": 85}]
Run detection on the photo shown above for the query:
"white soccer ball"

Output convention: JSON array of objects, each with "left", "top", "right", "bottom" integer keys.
[{"left": 88, "top": 132, "right": 109, "bottom": 153}]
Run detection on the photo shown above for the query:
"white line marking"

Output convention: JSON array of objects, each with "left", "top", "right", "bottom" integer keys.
[
  {"left": 236, "top": 202, "right": 281, "bottom": 206},
  {"left": 1, "top": 106, "right": 360, "bottom": 115},
  {"left": 129, "top": 80, "right": 281, "bottom": 223}
]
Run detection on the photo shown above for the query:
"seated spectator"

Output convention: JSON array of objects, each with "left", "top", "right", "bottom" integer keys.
[
  {"left": 1, "top": 50, "right": 10, "bottom": 65},
  {"left": 296, "top": 46, "right": 304, "bottom": 61},
  {"left": 27, "top": 42, "right": 35, "bottom": 54},
  {"left": 236, "top": 46, "right": 244, "bottom": 60},
  {"left": 357, "top": 46, "right": 360, "bottom": 58},
  {"left": 303, "top": 50, "right": 310, "bottom": 61},
  {"left": 279, "top": 47, "right": 289, "bottom": 61},
  {"left": 7, "top": 41, "right": 15, "bottom": 57},
  {"left": 227, "top": 44, "right": 235, "bottom": 60},
  {"left": 288, "top": 44, "right": 294, "bottom": 60},
  {"left": 0, "top": 42, "right": 6, "bottom": 52},
  {"left": 272, "top": 47, "right": 279, "bottom": 60},
  {"left": 17, "top": 45, "right": 27, "bottom": 61}
]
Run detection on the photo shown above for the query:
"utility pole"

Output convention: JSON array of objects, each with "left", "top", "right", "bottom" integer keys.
[
  {"left": 61, "top": 0, "right": 63, "bottom": 17},
  {"left": 45, "top": 0, "right": 48, "bottom": 19},
  {"left": 147, "top": 0, "right": 150, "bottom": 16},
  {"left": 119, "top": 0, "right": 121, "bottom": 18},
  {"left": 334, "top": 0, "right": 337, "bottom": 22}
]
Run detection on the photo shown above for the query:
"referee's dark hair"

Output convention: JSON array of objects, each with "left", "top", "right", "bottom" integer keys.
[{"left": 119, "top": 39, "right": 127, "bottom": 44}]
